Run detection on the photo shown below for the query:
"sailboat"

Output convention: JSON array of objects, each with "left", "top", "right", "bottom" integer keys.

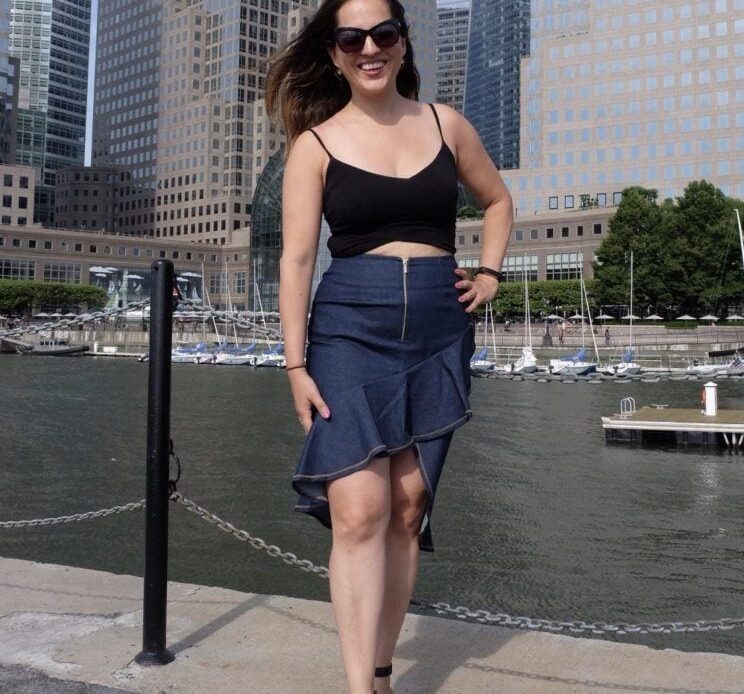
[
  {"left": 503, "top": 262, "right": 538, "bottom": 374},
  {"left": 470, "top": 301, "right": 499, "bottom": 372},
  {"left": 550, "top": 272, "right": 600, "bottom": 375},
  {"left": 605, "top": 251, "right": 642, "bottom": 376}
]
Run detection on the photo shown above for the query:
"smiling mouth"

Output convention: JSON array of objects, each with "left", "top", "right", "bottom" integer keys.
[{"left": 359, "top": 61, "right": 386, "bottom": 72}]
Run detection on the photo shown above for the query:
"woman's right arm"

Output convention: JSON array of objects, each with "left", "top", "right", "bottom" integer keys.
[{"left": 279, "top": 131, "right": 330, "bottom": 433}]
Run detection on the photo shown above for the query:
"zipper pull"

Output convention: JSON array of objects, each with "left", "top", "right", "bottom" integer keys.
[{"left": 402, "top": 258, "right": 409, "bottom": 274}]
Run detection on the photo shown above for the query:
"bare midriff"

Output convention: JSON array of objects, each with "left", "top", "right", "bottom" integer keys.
[{"left": 364, "top": 241, "right": 451, "bottom": 258}]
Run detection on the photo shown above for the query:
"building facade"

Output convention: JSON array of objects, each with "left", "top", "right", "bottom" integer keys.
[
  {"left": 463, "top": 0, "right": 531, "bottom": 170},
  {"left": 0, "top": 0, "right": 19, "bottom": 164},
  {"left": 404, "top": 0, "right": 437, "bottom": 103},
  {"left": 93, "top": 0, "right": 162, "bottom": 237},
  {"left": 0, "top": 163, "right": 34, "bottom": 227},
  {"left": 501, "top": 0, "right": 744, "bottom": 228},
  {"left": 53, "top": 164, "right": 119, "bottom": 232},
  {"left": 435, "top": 0, "right": 469, "bottom": 112},
  {"left": 8, "top": 0, "right": 92, "bottom": 225}
]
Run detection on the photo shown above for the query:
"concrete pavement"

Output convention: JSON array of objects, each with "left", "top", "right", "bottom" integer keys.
[{"left": 1, "top": 557, "right": 744, "bottom": 693}]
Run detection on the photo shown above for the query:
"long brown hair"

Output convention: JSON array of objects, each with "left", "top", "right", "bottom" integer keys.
[{"left": 265, "top": 0, "right": 420, "bottom": 147}]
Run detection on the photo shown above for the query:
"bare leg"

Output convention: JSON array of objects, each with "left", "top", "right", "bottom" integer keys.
[
  {"left": 374, "top": 447, "right": 428, "bottom": 694},
  {"left": 327, "top": 457, "right": 391, "bottom": 694}
]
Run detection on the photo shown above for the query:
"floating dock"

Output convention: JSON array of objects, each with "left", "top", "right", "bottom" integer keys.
[{"left": 602, "top": 406, "right": 744, "bottom": 448}]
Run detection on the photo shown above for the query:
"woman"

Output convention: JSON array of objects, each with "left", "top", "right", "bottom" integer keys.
[{"left": 267, "top": 1, "right": 512, "bottom": 692}]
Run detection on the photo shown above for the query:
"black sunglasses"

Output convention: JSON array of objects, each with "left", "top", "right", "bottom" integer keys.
[{"left": 330, "top": 18, "right": 402, "bottom": 54}]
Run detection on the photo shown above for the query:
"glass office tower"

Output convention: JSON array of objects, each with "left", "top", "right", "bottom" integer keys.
[
  {"left": 9, "top": 0, "right": 91, "bottom": 224},
  {"left": 463, "top": 0, "right": 530, "bottom": 170}
]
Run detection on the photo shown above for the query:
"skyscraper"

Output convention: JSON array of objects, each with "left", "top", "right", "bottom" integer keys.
[
  {"left": 93, "top": 0, "right": 163, "bottom": 237},
  {"left": 404, "top": 0, "right": 437, "bottom": 103},
  {"left": 464, "top": 0, "right": 530, "bottom": 170},
  {"left": 435, "top": 0, "right": 469, "bottom": 112},
  {"left": 0, "top": 0, "right": 18, "bottom": 164},
  {"left": 8, "top": 0, "right": 92, "bottom": 224}
]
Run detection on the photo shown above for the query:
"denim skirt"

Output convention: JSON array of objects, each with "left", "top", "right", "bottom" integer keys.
[{"left": 292, "top": 254, "right": 475, "bottom": 551}]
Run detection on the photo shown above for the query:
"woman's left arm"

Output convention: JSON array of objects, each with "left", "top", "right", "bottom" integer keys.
[{"left": 439, "top": 105, "right": 514, "bottom": 313}]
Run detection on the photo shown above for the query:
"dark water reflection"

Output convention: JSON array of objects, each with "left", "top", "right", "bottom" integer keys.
[{"left": 1, "top": 356, "right": 744, "bottom": 655}]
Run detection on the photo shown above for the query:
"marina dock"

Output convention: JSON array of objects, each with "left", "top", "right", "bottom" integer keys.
[
  {"left": 602, "top": 406, "right": 744, "bottom": 448},
  {"left": 4, "top": 557, "right": 744, "bottom": 693}
]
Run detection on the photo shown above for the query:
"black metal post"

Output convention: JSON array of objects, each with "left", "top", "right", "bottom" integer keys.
[{"left": 136, "top": 260, "right": 175, "bottom": 666}]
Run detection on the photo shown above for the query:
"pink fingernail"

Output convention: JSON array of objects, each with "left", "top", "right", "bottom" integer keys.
[{"left": 322, "top": 408, "right": 330, "bottom": 419}]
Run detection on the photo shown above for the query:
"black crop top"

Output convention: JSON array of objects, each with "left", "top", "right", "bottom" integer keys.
[{"left": 309, "top": 104, "right": 458, "bottom": 258}]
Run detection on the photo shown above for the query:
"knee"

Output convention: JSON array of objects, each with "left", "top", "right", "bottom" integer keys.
[
  {"left": 389, "top": 490, "right": 428, "bottom": 538},
  {"left": 331, "top": 500, "right": 390, "bottom": 544}
]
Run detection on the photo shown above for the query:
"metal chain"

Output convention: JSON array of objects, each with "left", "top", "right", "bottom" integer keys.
[
  {"left": 0, "top": 500, "right": 145, "bottom": 528},
  {"left": 177, "top": 297, "right": 282, "bottom": 340},
  {"left": 170, "top": 492, "right": 329, "bottom": 579},
  {"left": 171, "top": 492, "right": 744, "bottom": 637},
  {"left": 0, "top": 300, "right": 151, "bottom": 339}
]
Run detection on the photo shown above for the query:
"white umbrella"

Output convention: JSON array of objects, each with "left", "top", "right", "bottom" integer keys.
[
  {"left": 89, "top": 266, "right": 112, "bottom": 273},
  {"left": 568, "top": 313, "right": 584, "bottom": 320},
  {"left": 676, "top": 314, "right": 696, "bottom": 321},
  {"left": 726, "top": 314, "right": 744, "bottom": 321},
  {"left": 700, "top": 314, "right": 719, "bottom": 321},
  {"left": 595, "top": 313, "right": 614, "bottom": 321},
  {"left": 179, "top": 271, "right": 202, "bottom": 278},
  {"left": 127, "top": 274, "right": 144, "bottom": 280},
  {"left": 64, "top": 312, "right": 77, "bottom": 318},
  {"left": 34, "top": 312, "right": 50, "bottom": 318},
  {"left": 644, "top": 314, "right": 664, "bottom": 320},
  {"left": 621, "top": 314, "right": 641, "bottom": 320},
  {"left": 50, "top": 312, "right": 63, "bottom": 318},
  {"left": 546, "top": 314, "right": 562, "bottom": 320}
]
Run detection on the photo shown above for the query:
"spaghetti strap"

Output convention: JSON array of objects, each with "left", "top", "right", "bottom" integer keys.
[
  {"left": 308, "top": 129, "right": 333, "bottom": 159},
  {"left": 429, "top": 103, "right": 444, "bottom": 142}
]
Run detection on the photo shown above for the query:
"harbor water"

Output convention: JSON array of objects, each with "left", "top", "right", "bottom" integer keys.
[{"left": 2, "top": 356, "right": 744, "bottom": 655}]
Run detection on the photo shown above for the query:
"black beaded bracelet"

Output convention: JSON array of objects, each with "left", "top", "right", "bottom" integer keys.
[{"left": 473, "top": 266, "right": 504, "bottom": 283}]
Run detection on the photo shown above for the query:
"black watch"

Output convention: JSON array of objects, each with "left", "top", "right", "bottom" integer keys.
[{"left": 473, "top": 266, "right": 503, "bottom": 283}]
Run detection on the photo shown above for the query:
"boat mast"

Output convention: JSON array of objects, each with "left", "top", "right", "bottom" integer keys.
[
  {"left": 736, "top": 209, "right": 744, "bottom": 272},
  {"left": 583, "top": 276, "right": 601, "bottom": 363},
  {"left": 524, "top": 255, "right": 532, "bottom": 349},
  {"left": 629, "top": 250, "right": 634, "bottom": 353}
]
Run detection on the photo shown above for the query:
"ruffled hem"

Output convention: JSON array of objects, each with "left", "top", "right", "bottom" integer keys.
[{"left": 292, "top": 330, "right": 472, "bottom": 551}]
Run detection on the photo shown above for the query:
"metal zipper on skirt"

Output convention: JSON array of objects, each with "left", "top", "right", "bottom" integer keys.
[{"left": 400, "top": 258, "right": 409, "bottom": 341}]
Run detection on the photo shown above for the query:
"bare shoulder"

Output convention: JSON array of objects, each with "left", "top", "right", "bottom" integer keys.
[
  {"left": 286, "top": 129, "right": 328, "bottom": 175},
  {"left": 430, "top": 103, "right": 474, "bottom": 139}
]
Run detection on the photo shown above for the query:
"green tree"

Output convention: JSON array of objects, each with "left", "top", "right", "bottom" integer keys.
[{"left": 0, "top": 280, "right": 107, "bottom": 315}]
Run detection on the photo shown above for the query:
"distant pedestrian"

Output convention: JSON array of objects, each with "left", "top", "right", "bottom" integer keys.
[
  {"left": 558, "top": 324, "right": 565, "bottom": 346},
  {"left": 604, "top": 327, "right": 611, "bottom": 346}
]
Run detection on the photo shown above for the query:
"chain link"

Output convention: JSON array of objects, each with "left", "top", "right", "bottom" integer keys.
[
  {"left": 0, "top": 300, "right": 151, "bottom": 339},
  {"left": 0, "top": 500, "right": 145, "bottom": 528},
  {"left": 170, "top": 492, "right": 329, "bottom": 579},
  {"left": 170, "top": 492, "right": 744, "bottom": 638},
  {"left": 176, "top": 297, "right": 282, "bottom": 340}
]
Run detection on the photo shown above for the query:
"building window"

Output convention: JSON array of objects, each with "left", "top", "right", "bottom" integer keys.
[
  {"left": 565, "top": 195, "right": 575, "bottom": 208},
  {"left": 472, "top": 234, "right": 480, "bottom": 244},
  {"left": 43, "top": 262, "right": 81, "bottom": 284},
  {"left": 20, "top": 177, "right": 29, "bottom": 189},
  {"left": 12, "top": 238, "right": 20, "bottom": 247},
  {"left": 234, "top": 271, "right": 247, "bottom": 294},
  {"left": 594, "top": 223, "right": 603, "bottom": 235},
  {"left": 546, "top": 227, "right": 554, "bottom": 239},
  {"left": 515, "top": 230, "right": 524, "bottom": 241},
  {"left": 597, "top": 193, "right": 607, "bottom": 206},
  {"left": 2, "top": 195, "right": 11, "bottom": 208},
  {"left": 17, "top": 218, "right": 26, "bottom": 226},
  {"left": 577, "top": 225, "right": 584, "bottom": 237},
  {"left": 209, "top": 271, "right": 227, "bottom": 295},
  {"left": 74, "top": 244, "right": 82, "bottom": 252},
  {"left": 613, "top": 191, "right": 623, "bottom": 205},
  {"left": 173, "top": 251, "right": 180, "bottom": 259},
  {"left": 546, "top": 252, "right": 584, "bottom": 280},
  {"left": 501, "top": 255, "right": 539, "bottom": 282},
  {"left": 44, "top": 241, "right": 52, "bottom": 250},
  {"left": 0, "top": 257, "right": 34, "bottom": 279},
  {"left": 561, "top": 227, "right": 570, "bottom": 238},
  {"left": 549, "top": 196, "right": 559, "bottom": 210},
  {"left": 1, "top": 216, "right": 10, "bottom": 225},
  {"left": 18, "top": 197, "right": 27, "bottom": 209},
  {"left": 89, "top": 244, "right": 97, "bottom": 253},
  {"left": 28, "top": 239, "right": 36, "bottom": 249},
  {"left": 3, "top": 175, "right": 12, "bottom": 187},
  {"left": 530, "top": 229, "right": 538, "bottom": 240}
]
